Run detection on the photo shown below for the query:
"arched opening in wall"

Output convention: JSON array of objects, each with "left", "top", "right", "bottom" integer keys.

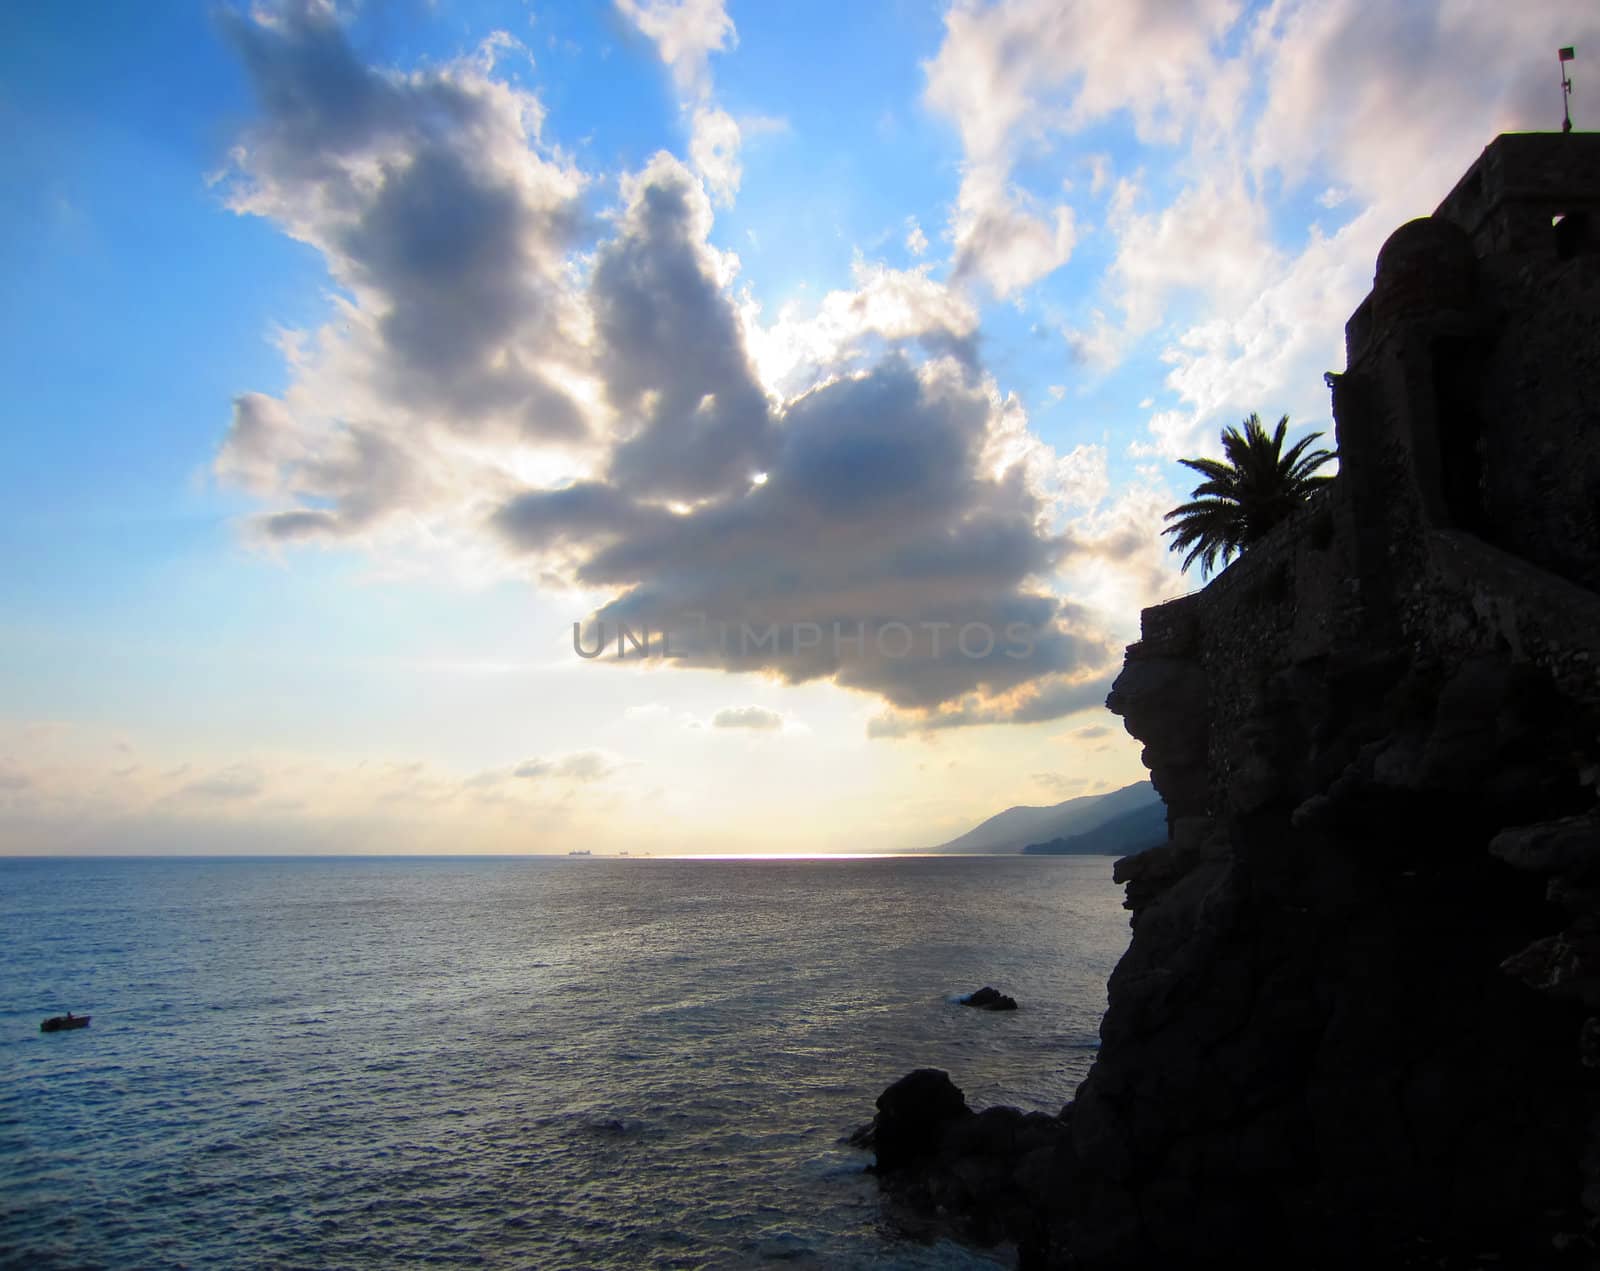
[
  {"left": 1432, "top": 336, "right": 1488, "bottom": 534},
  {"left": 1554, "top": 211, "right": 1592, "bottom": 260}
]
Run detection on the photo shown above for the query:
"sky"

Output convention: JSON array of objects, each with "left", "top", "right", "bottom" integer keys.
[{"left": 1, "top": 0, "right": 1594, "bottom": 855}]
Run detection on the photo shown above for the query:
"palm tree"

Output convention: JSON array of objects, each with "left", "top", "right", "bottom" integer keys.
[{"left": 1163, "top": 413, "right": 1336, "bottom": 576}]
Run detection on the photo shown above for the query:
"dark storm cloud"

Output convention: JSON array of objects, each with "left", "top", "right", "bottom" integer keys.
[
  {"left": 492, "top": 481, "right": 664, "bottom": 551},
  {"left": 1006, "top": 672, "right": 1117, "bottom": 723},
  {"left": 497, "top": 356, "right": 1116, "bottom": 719},
  {"left": 218, "top": 0, "right": 404, "bottom": 179},
  {"left": 215, "top": 1, "right": 589, "bottom": 540},
  {"left": 591, "top": 162, "right": 775, "bottom": 500},
  {"left": 332, "top": 143, "right": 587, "bottom": 438},
  {"left": 217, "top": 7, "right": 1117, "bottom": 730}
]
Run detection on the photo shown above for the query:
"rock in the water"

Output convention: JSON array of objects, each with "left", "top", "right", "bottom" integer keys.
[
  {"left": 960, "top": 986, "right": 1018, "bottom": 1011},
  {"left": 871, "top": 1067, "right": 971, "bottom": 1172}
]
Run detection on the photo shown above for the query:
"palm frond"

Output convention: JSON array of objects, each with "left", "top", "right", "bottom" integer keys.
[
  {"left": 1161, "top": 412, "right": 1338, "bottom": 576},
  {"left": 1176, "top": 456, "right": 1236, "bottom": 484}
]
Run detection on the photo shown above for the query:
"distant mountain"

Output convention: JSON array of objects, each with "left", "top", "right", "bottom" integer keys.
[
  {"left": 1021, "top": 799, "right": 1168, "bottom": 857},
  {"left": 926, "top": 780, "right": 1161, "bottom": 855}
]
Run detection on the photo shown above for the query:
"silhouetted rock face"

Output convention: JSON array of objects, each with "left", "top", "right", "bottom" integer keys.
[{"left": 860, "top": 134, "right": 1600, "bottom": 1268}]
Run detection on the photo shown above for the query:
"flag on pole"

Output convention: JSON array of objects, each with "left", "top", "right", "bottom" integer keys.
[{"left": 1560, "top": 47, "right": 1575, "bottom": 62}]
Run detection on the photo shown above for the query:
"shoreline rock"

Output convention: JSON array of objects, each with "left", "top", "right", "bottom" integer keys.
[{"left": 857, "top": 1069, "right": 1072, "bottom": 1265}]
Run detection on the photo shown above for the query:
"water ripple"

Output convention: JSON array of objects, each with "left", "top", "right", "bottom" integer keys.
[{"left": 1, "top": 855, "right": 1128, "bottom": 1269}]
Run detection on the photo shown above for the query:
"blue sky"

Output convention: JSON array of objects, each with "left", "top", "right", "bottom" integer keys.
[{"left": 1, "top": 0, "right": 1593, "bottom": 854}]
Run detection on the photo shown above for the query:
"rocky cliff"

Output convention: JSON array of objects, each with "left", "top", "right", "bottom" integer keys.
[{"left": 858, "top": 133, "right": 1600, "bottom": 1268}]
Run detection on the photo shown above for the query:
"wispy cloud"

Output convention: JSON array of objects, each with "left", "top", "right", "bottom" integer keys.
[
  {"left": 512, "top": 750, "right": 620, "bottom": 781},
  {"left": 922, "top": 0, "right": 1600, "bottom": 462}
]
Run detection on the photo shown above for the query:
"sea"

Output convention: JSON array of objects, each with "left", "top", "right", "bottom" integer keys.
[{"left": 0, "top": 855, "right": 1131, "bottom": 1269}]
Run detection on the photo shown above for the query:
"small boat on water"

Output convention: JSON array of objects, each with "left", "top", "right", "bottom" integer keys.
[{"left": 41, "top": 1013, "right": 90, "bottom": 1033}]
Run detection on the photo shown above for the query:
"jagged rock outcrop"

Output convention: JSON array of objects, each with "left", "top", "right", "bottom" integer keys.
[
  {"left": 859, "top": 133, "right": 1600, "bottom": 1268},
  {"left": 961, "top": 986, "right": 1019, "bottom": 1011}
]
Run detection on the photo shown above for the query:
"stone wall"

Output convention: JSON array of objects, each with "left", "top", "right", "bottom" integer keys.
[
  {"left": 1116, "top": 134, "right": 1600, "bottom": 831},
  {"left": 1473, "top": 256, "right": 1600, "bottom": 595}
]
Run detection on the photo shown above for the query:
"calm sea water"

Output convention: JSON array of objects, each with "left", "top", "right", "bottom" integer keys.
[{"left": 0, "top": 855, "right": 1130, "bottom": 1269}]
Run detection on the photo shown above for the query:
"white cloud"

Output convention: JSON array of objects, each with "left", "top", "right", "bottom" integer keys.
[
  {"left": 922, "top": 0, "right": 1600, "bottom": 486},
  {"left": 1061, "top": 312, "right": 1124, "bottom": 374},
  {"left": 1085, "top": 153, "right": 1111, "bottom": 197},
  {"left": 950, "top": 174, "right": 1078, "bottom": 298},
  {"left": 214, "top": 392, "right": 306, "bottom": 496},
  {"left": 1056, "top": 480, "right": 1186, "bottom": 623},
  {"left": 689, "top": 104, "right": 742, "bottom": 205},
  {"left": 905, "top": 217, "right": 929, "bottom": 256},
  {"left": 1108, "top": 176, "right": 1276, "bottom": 338},
  {"left": 614, "top": 0, "right": 735, "bottom": 101},
  {"left": 1134, "top": 0, "right": 1600, "bottom": 460},
  {"left": 742, "top": 258, "right": 979, "bottom": 396},
  {"left": 711, "top": 705, "right": 784, "bottom": 731},
  {"left": 1250, "top": 0, "right": 1598, "bottom": 213},
  {"left": 1054, "top": 443, "right": 1110, "bottom": 512},
  {"left": 617, "top": 0, "right": 747, "bottom": 205},
  {"left": 923, "top": 0, "right": 1243, "bottom": 297},
  {"left": 925, "top": 0, "right": 1240, "bottom": 162},
  {"left": 1145, "top": 213, "right": 1378, "bottom": 459}
]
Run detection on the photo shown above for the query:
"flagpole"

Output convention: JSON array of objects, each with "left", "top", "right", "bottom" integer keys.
[{"left": 1560, "top": 47, "right": 1575, "bottom": 134}]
